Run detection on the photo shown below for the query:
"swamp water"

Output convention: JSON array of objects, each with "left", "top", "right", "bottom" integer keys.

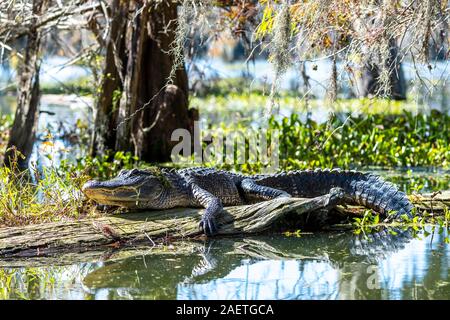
[
  {"left": 0, "top": 92, "right": 449, "bottom": 300},
  {"left": 0, "top": 228, "right": 449, "bottom": 300}
]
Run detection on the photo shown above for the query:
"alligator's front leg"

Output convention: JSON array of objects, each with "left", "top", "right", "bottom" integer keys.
[
  {"left": 241, "top": 178, "right": 291, "bottom": 202},
  {"left": 190, "top": 183, "right": 223, "bottom": 236}
]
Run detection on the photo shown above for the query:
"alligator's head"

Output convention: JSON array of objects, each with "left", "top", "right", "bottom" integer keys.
[{"left": 82, "top": 168, "right": 168, "bottom": 208}]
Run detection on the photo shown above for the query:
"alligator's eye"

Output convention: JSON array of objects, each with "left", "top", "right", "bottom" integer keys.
[
  {"left": 118, "top": 169, "right": 128, "bottom": 176},
  {"left": 129, "top": 168, "right": 140, "bottom": 175}
]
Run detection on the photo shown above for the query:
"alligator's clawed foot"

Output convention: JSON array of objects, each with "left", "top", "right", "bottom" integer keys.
[
  {"left": 199, "top": 216, "right": 219, "bottom": 236},
  {"left": 327, "top": 187, "right": 345, "bottom": 206}
]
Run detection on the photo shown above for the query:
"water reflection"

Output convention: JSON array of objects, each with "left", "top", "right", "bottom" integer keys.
[
  {"left": 0, "top": 227, "right": 448, "bottom": 300},
  {"left": 79, "top": 227, "right": 449, "bottom": 300}
]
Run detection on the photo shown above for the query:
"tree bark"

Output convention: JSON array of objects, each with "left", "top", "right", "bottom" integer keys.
[
  {"left": 90, "top": 0, "right": 129, "bottom": 156},
  {"left": 3, "top": 0, "right": 49, "bottom": 169},
  {"left": 92, "top": 0, "right": 196, "bottom": 162},
  {"left": 355, "top": 39, "right": 407, "bottom": 100}
]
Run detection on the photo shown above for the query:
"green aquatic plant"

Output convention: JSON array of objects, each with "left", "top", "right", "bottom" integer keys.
[
  {"left": 351, "top": 206, "right": 450, "bottom": 244},
  {"left": 0, "top": 265, "right": 93, "bottom": 299},
  {"left": 254, "top": 111, "right": 447, "bottom": 170},
  {"left": 426, "top": 207, "right": 450, "bottom": 244},
  {"left": 352, "top": 210, "right": 381, "bottom": 236},
  {"left": 1, "top": 76, "right": 94, "bottom": 96},
  {"left": 283, "top": 229, "right": 303, "bottom": 238},
  {"left": 192, "top": 80, "right": 424, "bottom": 114},
  {"left": 192, "top": 109, "right": 449, "bottom": 178},
  {"left": 273, "top": 110, "right": 449, "bottom": 170},
  {"left": 59, "top": 150, "right": 139, "bottom": 181}
]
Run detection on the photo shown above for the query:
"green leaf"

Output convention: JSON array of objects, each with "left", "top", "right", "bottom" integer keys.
[
  {"left": 388, "top": 230, "right": 398, "bottom": 236},
  {"left": 373, "top": 214, "right": 380, "bottom": 225}
]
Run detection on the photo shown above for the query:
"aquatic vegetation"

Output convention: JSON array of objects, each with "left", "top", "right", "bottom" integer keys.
[
  {"left": 59, "top": 151, "right": 138, "bottom": 181},
  {"left": 422, "top": 207, "right": 450, "bottom": 244},
  {"left": 351, "top": 206, "right": 450, "bottom": 244},
  {"left": 352, "top": 209, "right": 381, "bottom": 231},
  {"left": 0, "top": 265, "right": 94, "bottom": 299},
  {"left": 386, "top": 170, "right": 450, "bottom": 194},
  {"left": 204, "top": 110, "right": 449, "bottom": 171},
  {"left": 272, "top": 110, "right": 449, "bottom": 170},
  {"left": 190, "top": 85, "right": 449, "bottom": 171},
  {"left": 192, "top": 78, "right": 425, "bottom": 116},
  {"left": 1, "top": 76, "right": 94, "bottom": 96}
]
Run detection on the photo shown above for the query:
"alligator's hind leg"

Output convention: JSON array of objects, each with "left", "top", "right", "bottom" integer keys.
[
  {"left": 241, "top": 178, "right": 291, "bottom": 202},
  {"left": 190, "top": 183, "right": 222, "bottom": 236}
]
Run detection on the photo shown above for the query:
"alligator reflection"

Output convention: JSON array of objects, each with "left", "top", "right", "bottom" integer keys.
[{"left": 82, "top": 227, "right": 450, "bottom": 300}]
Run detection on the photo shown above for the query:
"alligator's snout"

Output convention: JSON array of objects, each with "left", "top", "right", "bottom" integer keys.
[
  {"left": 81, "top": 172, "right": 165, "bottom": 208},
  {"left": 82, "top": 180, "right": 98, "bottom": 192},
  {"left": 81, "top": 178, "right": 147, "bottom": 207},
  {"left": 81, "top": 180, "right": 115, "bottom": 201},
  {"left": 82, "top": 180, "right": 104, "bottom": 197}
]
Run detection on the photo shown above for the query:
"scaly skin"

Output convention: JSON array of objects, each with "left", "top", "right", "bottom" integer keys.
[{"left": 82, "top": 167, "right": 414, "bottom": 236}]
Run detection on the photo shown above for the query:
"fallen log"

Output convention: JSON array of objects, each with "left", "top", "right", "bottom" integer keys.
[
  {"left": 0, "top": 190, "right": 448, "bottom": 262},
  {"left": 0, "top": 192, "right": 338, "bottom": 259},
  {"left": 408, "top": 190, "right": 450, "bottom": 212},
  {"left": 329, "top": 190, "right": 450, "bottom": 217}
]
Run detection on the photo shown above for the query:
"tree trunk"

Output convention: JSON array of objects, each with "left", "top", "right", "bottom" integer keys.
[
  {"left": 3, "top": 0, "right": 48, "bottom": 169},
  {"left": 92, "top": 0, "right": 196, "bottom": 162},
  {"left": 90, "top": 0, "right": 129, "bottom": 156},
  {"left": 355, "top": 39, "right": 407, "bottom": 100}
]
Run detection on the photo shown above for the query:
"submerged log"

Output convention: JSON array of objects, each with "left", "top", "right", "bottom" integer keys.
[{"left": 0, "top": 190, "right": 448, "bottom": 262}]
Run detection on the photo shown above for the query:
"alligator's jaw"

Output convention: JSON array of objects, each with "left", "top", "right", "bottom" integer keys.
[{"left": 82, "top": 180, "right": 144, "bottom": 207}]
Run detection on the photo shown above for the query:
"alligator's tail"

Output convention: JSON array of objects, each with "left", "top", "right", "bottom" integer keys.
[
  {"left": 261, "top": 169, "right": 414, "bottom": 219},
  {"left": 316, "top": 169, "right": 414, "bottom": 218},
  {"left": 336, "top": 170, "right": 413, "bottom": 218}
]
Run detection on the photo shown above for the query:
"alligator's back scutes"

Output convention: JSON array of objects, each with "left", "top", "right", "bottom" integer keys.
[{"left": 82, "top": 167, "right": 414, "bottom": 235}]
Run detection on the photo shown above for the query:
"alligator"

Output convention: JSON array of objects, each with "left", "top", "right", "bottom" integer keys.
[{"left": 82, "top": 167, "right": 414, "bottom": 236}]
